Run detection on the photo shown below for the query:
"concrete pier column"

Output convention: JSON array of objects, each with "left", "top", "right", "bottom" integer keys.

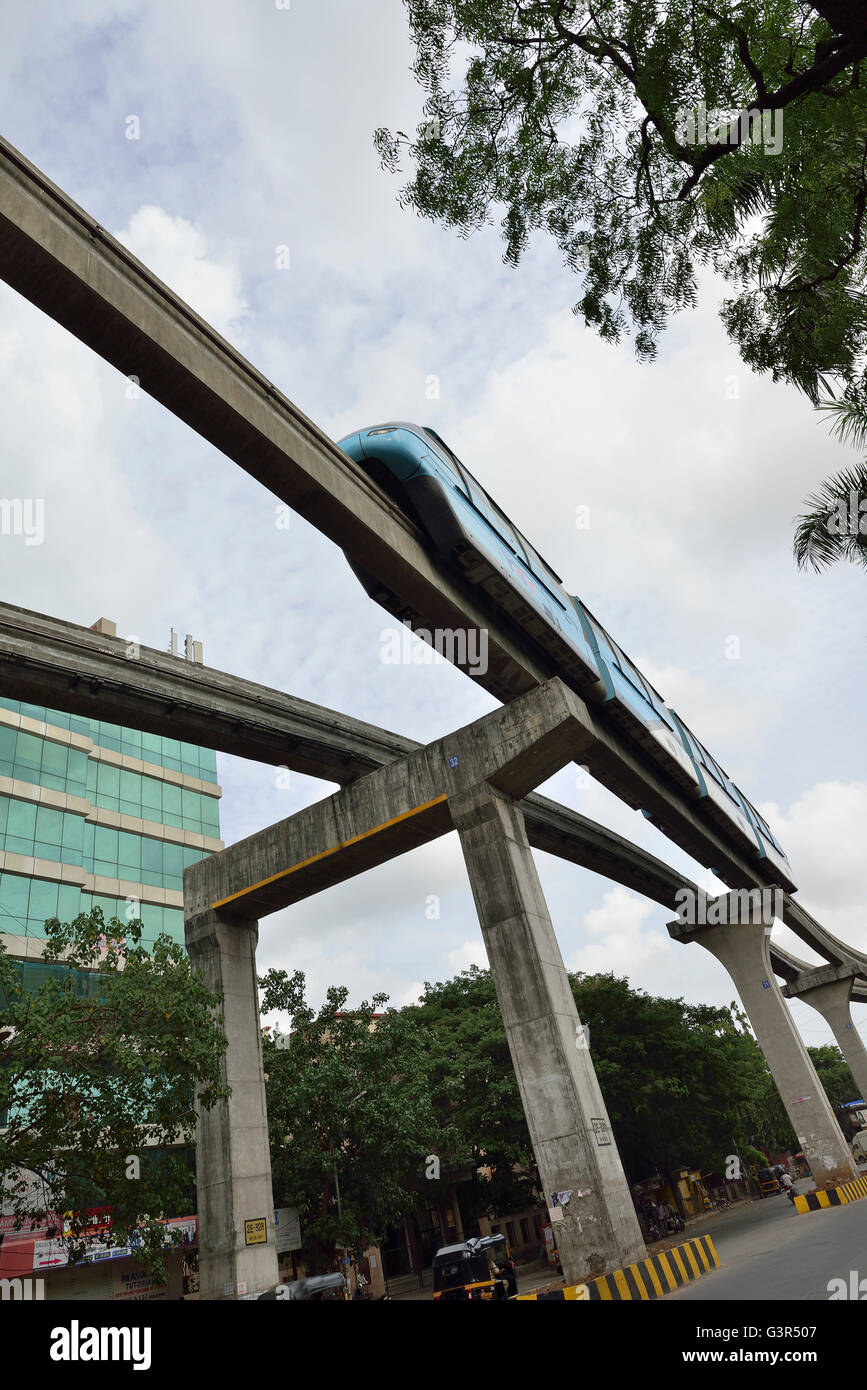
[
  {"left": 784, "top": 966, "right": 867, "bottom": 1104},
  {"left": 669, "top": 892, "right": 856, "bottom": 1188},
  {"left": 185, "top": 908, "right": 279, "bottom": 1299},
  {"left": 451, "top": 782, "right": 646, "bottom": 1285}
]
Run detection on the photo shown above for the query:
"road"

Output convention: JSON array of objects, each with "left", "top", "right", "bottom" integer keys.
[{"left": 669, "top": 1187, "right": 867, "bottom": 1301}]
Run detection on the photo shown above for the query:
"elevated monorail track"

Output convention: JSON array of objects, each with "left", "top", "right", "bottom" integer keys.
[{"left": 0, "top": 602, "right": 862, "bottom": 999}]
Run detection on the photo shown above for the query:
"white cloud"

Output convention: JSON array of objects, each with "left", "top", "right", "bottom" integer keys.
[
  {"left": 445, "top": 939, "right": 489, "bottom": 974},
  {"left": 571, "top": 886, "right": 669, "bottom": 980},
  {"left": 116, "top": 206, "right": 248, "bottom": 342},
  {"left": 765, "top": 782, "right": 867, "bottom": 954}
]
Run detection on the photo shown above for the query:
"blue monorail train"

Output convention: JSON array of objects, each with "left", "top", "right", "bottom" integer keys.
[{"left": 337, "top": 421, "right": 795, "bottom": 890}]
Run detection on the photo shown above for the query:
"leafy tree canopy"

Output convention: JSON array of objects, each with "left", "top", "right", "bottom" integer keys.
[
  {"left": 407, "top": 967, "right": 795, "bottom": 1209},
  {"left": 260, "top": 969, "right": 439, "bottom": 1269},
  {"left": 377, "top": 3, "right": 867, "bottom": 423},
  {"left": 410, "top": 965, "right": 540, "bottom": 1217},
  {"left": 0, "top": 909, "right": 228, "bottom": 1278},
  {"left": 807, "top": 1042, "right": 858, "bottom": 1110}
]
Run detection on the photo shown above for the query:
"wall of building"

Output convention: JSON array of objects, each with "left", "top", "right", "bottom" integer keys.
[{"left": 0, "top": 696, "right": 222, "bottom": 960}]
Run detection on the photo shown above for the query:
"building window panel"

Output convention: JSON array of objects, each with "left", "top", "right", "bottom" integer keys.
[
  {"left": 35, "top": 806, "right": 63, "bottom": 846},
  {"left": 8, "top": 799, "right": 37, "bottom": 840},
  {"left": 29, "top": 878, "right": 59, "bottom": 923},
  {"left": 15, "top": 732, "right": 42, "bottom": 771}
]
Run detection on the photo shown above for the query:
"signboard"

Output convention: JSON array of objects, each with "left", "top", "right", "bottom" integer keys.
[
  {"left": 244, "top": 1218, "right": 268, "bottom": 1247},
  {"left": 113, "top": 1266, "right": 169, "bottom": 1300},
  {"left": 33, "top": 1240, "right": 68, "bottom": 1271},
  {"left": 273, "top": 1207, "right": 301, "bottom": 1254},
  {"left": 591, "top": 1117, "right": 612, "bottom": 1146}
]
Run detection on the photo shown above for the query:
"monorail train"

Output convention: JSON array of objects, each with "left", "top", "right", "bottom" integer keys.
[{"left": 337, "top": 421, "right": 795, "bottom": 891}]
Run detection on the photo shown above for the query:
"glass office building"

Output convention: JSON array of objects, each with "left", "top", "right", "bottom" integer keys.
[{"left": 0, "top": 693, "right": 222, "bottom": 975}]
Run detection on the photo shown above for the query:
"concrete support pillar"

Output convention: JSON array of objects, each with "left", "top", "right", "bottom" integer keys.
[
  {"left": 784, "top": 971, "right": 867, "bottom": 1105},
  {"left": 451, "top": 782, "right": 646, "bottom": 1285},
  {"left": 669, "top": 894, "right": 856, "bottom": 1188},
  {"left": 185, "top": 908, "right": 279, "bottom": 1299}
]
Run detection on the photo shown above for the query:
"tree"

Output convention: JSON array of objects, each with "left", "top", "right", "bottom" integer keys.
[
  {"left": 378, "top": 3, "right": 867, "bottom": 552},
  {"left": 407, "top": 967, "right": 795, "bottom": 1210},
  {"left": 807, "top": 1043, "right": 858, "bottom": 1109},
  {"left": 569, "top": 973, "right": 794, "bottom": 1185},
  {"left": 0, "top": 909, "right": 228, "bottom": 1278},
  {"left": 260, "top": 970, "right": 439, "bottom": 1270},
  {"left": 410, "top": 966, "right": 539, "bottom": 1218},
  {"left": 378, "top": 3, "right": 867, "bottom": 407},
  {"left": 793, "top": 461, "right": 867, "bottom": 571}
]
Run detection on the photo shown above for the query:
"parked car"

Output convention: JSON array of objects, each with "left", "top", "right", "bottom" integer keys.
[{"left": 244, "top": 1274, "right": 348, "bottom": 1301}]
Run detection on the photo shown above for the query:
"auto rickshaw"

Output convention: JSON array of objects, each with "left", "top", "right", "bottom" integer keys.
[
  {"left": 432, "top": 1234, "right": 516, "bottom": 1301},
  {"left": 756, "top": 1167, "right": 782, "bottom": 1196}
]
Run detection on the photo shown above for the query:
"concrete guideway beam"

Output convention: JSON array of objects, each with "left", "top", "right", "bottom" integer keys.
[
  {"left": 451, "top": 783, "right": 646, "bottom": 1282},
  {"left": 669, "top": 892, "right": 857, "bottom": 1188},
  {"left": 0, "top": 137, "right": 544, "bottom": 708},
  {"left": 0, "top": 140, "right": 822, "bottom": 891},
  {"left": 185, "top": 911, "right": 279, "bottom": 1300},
  {"left": 0, "top": 600, "right": 419, "bottom": 784},
  {"left": 784, "top": 965, "right": 867, "bottom": 1105}
]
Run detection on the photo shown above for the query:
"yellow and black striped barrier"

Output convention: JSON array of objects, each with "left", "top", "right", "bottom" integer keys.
[
  {"left": 794, "top": 1174, "right": 867, "bottom": 1214},
  {"left": 514, "top": 1234, "right": 720, "bottom": 1301}
]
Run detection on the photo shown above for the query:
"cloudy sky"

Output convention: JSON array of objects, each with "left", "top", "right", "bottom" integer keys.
[{"left": 0, "top": 0, "right": 864, "bottom": 1055}]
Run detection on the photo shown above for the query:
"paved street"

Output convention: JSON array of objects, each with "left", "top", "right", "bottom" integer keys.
[{"left": 669, "top": 1188, "right": 867, "bottom": 1301}]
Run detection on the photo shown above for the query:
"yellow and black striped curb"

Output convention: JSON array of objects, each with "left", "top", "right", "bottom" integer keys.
[
  {"left": 514, "top": 1234, "right": 720, "bottom": 1301},
  {"left": 794, "top": 1174, "right": 867, "bottom": 1214}
]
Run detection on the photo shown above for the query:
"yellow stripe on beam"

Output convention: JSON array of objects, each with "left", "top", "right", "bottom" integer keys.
[
  {"left": 682, "top": 1243, "right": 702, "bottom": 1279},
  {"left": 211, "top": 794, "right": 449, "bottom": 909},
  {"left": 628, "top": 1264, "right": 649, "bottom": 1300},
  {"left": 596, "top": 1276, "right": 613, "bottom": 1301},
  {"left": 817, "top": 1190, "right": 831, "bottom": 1208}
]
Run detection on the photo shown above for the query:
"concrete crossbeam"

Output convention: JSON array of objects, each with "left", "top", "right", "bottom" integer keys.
[
  {"left": 669, "top": 892, "right": 857, "bottom": 1188},
  {"left": 184, "top": 678, "right": 597, "bottom": 919}
]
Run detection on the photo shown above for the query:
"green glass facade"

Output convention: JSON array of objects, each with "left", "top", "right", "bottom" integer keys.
[{"left": 0, "top": 698, "right": 221, "bottom": 953}]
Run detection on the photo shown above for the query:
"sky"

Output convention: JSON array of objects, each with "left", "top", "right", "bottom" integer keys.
[{"left": 0, "top": 0, "right": 864, "bottom": 1056}]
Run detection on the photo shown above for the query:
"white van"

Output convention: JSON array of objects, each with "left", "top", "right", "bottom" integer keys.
[{"left": 852, "top": 1130, "right": 867, "bottom": 1162}]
